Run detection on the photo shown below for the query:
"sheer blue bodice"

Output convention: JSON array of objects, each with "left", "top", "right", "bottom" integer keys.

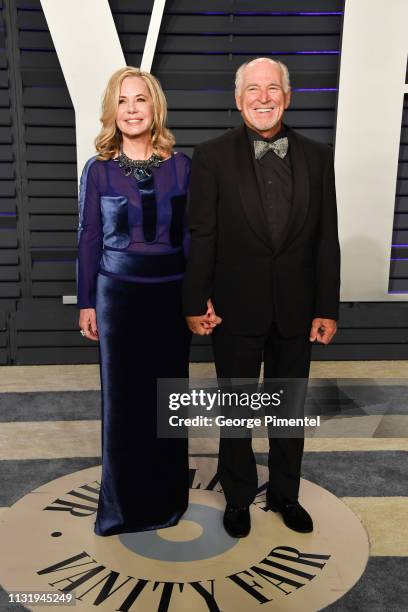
[{"left": 77, "top": 153, "right": 191, "bottom": 308}]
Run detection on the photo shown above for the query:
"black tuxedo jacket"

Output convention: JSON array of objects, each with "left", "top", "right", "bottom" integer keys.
[{"left": 183, "top": 124, "right": 340, "bottom": 337}]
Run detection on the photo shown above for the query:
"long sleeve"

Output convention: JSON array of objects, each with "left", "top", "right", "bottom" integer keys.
[
  {"left": 314, "top": 149, "right": 341, "bottom": 320},
  {"left": 182, "top": 156, "right": 192, "bottom": 258},
  {"left": 77, "top": 158, "right": 103, "bottom": 309},
  {"left": 182, "top": 144, "right": 218, "bottom": 315}
]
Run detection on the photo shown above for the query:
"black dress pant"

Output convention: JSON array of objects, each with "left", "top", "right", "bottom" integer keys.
[{"left": 212, "top": 323, "right": 312, "bottom": 507}]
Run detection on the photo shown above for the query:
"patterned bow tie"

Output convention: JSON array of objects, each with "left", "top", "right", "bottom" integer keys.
[{"left": 253, "top": 137, "right": 289, "bottom": 160}]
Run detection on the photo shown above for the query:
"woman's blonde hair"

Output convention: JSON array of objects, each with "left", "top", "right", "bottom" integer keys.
[{"left": 95, "top": 66, "right": 175, "bottom": 160}]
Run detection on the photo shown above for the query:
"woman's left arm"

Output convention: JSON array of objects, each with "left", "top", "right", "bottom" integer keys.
[
  {"left": 77, "top": 159, "right": 103, "bottom": 310},
  {"left": 182, "top": 155, "right": 192, "bottom": 258}
]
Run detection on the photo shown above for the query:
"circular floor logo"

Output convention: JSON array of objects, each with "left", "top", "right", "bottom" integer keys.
[{"left": 0, "top": 457, "right": 369, "bottom": 611}]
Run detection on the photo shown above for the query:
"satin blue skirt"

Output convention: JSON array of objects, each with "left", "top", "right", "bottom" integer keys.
[{"left": 95, "top": 272, "right": 191, "bottom": 536}]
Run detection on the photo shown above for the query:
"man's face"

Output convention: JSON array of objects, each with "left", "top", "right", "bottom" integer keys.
[{"left": 235, "top": 61, "right": 291, "bottom": 138}]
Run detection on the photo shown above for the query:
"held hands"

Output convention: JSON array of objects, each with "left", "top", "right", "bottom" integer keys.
[
  {"left": 186, "top": 299, "right": 222, "bottom": 335},
  {"left": 79, "top": 308, "right": 99, "bottom": 342},
  {"left": 309, "top": 318, "right": 337, "bottom": 345}
]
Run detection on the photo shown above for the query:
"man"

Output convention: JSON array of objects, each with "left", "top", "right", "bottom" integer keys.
[{"left": 183, "top": 58, "right": 340, "bottom": 537}]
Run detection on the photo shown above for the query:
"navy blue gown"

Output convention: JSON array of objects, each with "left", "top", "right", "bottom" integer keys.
[{"left": 77, "top": 153, "right": 191, "bottom": 536}]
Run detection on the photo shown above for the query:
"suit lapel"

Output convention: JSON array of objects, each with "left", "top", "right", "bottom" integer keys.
[
  {"left": 234, "top": 126, "right": 272, "bottom": 249},
  {"left": 274, "top": 125, "right": 310, "bottom": 255}
]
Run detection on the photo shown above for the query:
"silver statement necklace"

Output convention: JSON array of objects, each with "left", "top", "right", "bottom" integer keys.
[{"left": 116, "top": 150, "right": 161, "bottom": 180}]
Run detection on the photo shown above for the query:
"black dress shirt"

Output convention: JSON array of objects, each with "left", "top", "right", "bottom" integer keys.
[{"left": 246, "top": 125, "right": 293, "bottom": 249}]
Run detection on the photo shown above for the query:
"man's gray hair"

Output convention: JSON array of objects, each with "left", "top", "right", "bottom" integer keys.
[{"left": 235, "top": 57, "right": 291, "bottom": 94}]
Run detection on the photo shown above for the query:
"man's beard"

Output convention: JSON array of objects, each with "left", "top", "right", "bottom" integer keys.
[{"left": 252, "top": 116, "right": 280, "bottom": 132}]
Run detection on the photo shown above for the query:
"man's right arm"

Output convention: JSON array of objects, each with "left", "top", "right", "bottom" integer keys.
[{"left": 183, "top": 144, "right": 218, "bottom": 328}]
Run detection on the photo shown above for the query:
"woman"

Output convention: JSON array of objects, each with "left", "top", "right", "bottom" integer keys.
[{"left": 77, "top": 67, "right": 192, "bottom": 536}]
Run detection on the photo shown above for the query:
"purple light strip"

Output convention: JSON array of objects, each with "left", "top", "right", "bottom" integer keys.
[
  {"left": 24, "top": 47, "right": 340, "bottom": 56},
  {"left": 392, "top": 244, "right": 408, "bottom": 247},
  {"left": 297, "top": 50, "right": 338, "bottom": 55},
  {"left": 191, "top": 12, "right": 343, "bottom": 16},
  {"left": 193, "top": 87, "right": 337, "bottom": 92},
  {"left": 18, "top": 7, "right": 343, "bottom": 16},
  {"left": 390, "top": 258, "right": 408, "bottom": 261},
  {"left": 388, "top": 291, "right": 408, "bottom": 294},
  {"left": 294, "top": 88, "right": 337, "bottom": 91},
  {"left": 177, "top": 11, "right": 226, "bottom": 15},
  {"left": 234, "top": 12, "right": 343, "bottom": 16},
  {"left": 0, "top": 213, "right": 16, "bottom": 217},
  {"left": 169, "top": 50, "right": 339, "bottom": 55},
  {"left": 17, "top": 8, "right": 344, "bottom": 16}
]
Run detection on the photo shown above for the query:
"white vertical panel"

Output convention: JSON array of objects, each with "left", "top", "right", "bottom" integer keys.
[
  {"left": 141, "top": 0, "right": 166, "bottom": 72},
  {"left": 40, "top": 0, "right": 125, "bottom": 175},
  {"left": 336, "top": 0, "right": 408, "bottom": 301}
]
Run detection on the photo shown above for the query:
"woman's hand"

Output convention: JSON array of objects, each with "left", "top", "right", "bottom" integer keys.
[{"left": 79, "top": 308, "right": 99, "bottom": 341}]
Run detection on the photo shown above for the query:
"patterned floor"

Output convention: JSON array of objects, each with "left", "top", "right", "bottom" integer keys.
[{"left": 0, "top": 363, "right": 407, "bottom": 611}]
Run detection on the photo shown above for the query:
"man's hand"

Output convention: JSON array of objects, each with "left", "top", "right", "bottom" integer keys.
[
  {"left": 79, "top": 308, "right": 99, "bottom": 341},
  {"left": 309, "top": 318, "right": 337, "bottom": 345},
  {"left": 186, "top": 299, "right": 222, "bottom": 335},
  {"left": 205, "top": 299, "right": 222, "bottom": 328}
]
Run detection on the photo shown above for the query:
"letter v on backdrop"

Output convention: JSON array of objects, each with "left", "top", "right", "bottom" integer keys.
[{"left": 41, "top": 0, "right": 408, "bottom": 302}]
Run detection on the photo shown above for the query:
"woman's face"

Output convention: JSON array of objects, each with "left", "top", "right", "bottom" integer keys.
[{"left": 116, "top": 76, "right": 154, "bottom": 140}]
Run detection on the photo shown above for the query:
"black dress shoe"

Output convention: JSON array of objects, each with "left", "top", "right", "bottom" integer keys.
[
  {"left": 223, "top": 505, "right": 251, "bottom": 538},
  {"left": 267, "top": 498, "right": 313, "bottom": 533}
]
